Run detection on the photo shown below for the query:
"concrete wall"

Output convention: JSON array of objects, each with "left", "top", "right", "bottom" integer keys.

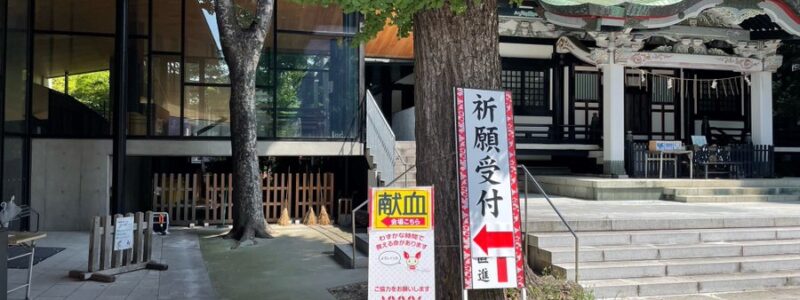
[
  {"left": 31, "top": 139, "right": 112, "bottom": 231},
  {"left": 392, "top": 107, "right": 415, "bottom": 141},
  {"left": 127, "top": 140, "right": 364, "bottom": 157}
]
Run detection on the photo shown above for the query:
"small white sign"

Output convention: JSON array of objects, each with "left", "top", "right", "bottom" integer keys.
[
  {"left": 368, "top": 187, "right": 436, "bottom": 300},
  {"left": 114, "top": 216, "right": 134, "bottom": 251},
  {"left": 368, "top": 230, "right": 435, "bottom": 300}
]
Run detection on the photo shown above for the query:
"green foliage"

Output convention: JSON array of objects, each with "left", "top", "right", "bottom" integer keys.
[
  {"left": 506, "top": 274, "right": 595, "bottom": 300},
  {"left": 295, "top": 0, "right": 521, "bottom": 43},
  {"left": 49, "top": 71, "right": 111, "bottom": 116}
]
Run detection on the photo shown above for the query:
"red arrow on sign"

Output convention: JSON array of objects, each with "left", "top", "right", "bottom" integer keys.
[
  {"left": 473, "top": 225, "right": 514, "bottom": 254},
  {"left": 381, "top": 217, "right": 426, "bottom": 227}
]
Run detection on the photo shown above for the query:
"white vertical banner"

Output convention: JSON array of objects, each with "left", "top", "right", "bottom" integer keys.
[{"left": 455, "top": 88, "right": 524, "bottom": 290}]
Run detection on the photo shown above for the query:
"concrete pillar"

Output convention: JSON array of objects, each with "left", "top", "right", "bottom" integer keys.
[
  {"left": 602, "top": 64, "right": 626, "bottom": 175},
  {"left": 750, "top": 71, "right": 773, "bottom": 145}
]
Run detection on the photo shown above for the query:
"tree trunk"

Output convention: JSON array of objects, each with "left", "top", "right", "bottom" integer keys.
[
  {"left": 215, "top": 0, "right": 274, "bottom": 243},
  {"left": 226, "top": 60, "right": 273, "bottom": 242},
  {"left": 413, "top": 1, "right": 504, "bottom": 299}
]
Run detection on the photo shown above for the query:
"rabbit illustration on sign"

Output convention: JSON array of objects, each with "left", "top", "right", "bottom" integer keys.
[{"left": 403, "top": 251, "right": 422, "bottom": 271}]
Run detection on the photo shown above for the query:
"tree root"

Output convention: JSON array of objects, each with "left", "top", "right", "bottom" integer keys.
[{"left": 223, "top": 221, "right": 273, "bottom": 249}]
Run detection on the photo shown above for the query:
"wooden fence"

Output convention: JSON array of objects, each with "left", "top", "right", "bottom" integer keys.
[
  {"left": 153, "top": 172, "right": 334, "bottom": 225},
  {"left": 69, "top": 212, "right": 167, "bottom": 282}
]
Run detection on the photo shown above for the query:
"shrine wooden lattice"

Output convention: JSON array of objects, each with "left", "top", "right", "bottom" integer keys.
[{"left": 153, "top": 172, "right": 334, "bottom": 225}]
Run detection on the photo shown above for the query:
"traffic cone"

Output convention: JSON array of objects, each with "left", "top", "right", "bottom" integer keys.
[
  {"left": 318, "top": 206, "right": 331, "bottom": 226},
  {"left": 302, "top": 209, "right": 317, "bottom": 225}
]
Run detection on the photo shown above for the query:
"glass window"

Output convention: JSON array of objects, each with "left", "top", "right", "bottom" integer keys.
[
  {"left": 276, "top": 33, "right": 358, "bottom": 138},
  {"left": 257, "top": 88, "right": 274, "bottom": 138},
  {"left": 185, "top": 0, "right": 229, "bottom": 84},
  {"left": 4, "top": 0, "right": 30, "bottom": 212},
  {"left": 277, "top": 0, "right": 354, "bottom": 33},
  {"left": 184, "top": 86, "right": 231, "bottom": 137},
  {"left": 152, "top": 55, "right": 182, "bottom": 136},
  {"left": 32, "top": 34, "right": 114, "bottom": 136},
  {"left": 501, "top": 69, "right": 548, "bottom": 115},
  {"left": 129, "top": 0, "right": 148, "bottom": 35},
  {"left": 5, "top": 0, "right": 29, "bottom": 134},
  {"left": 35, "top": 0, "right": 115, "bottom": 34},
  {"left": 128, "top": 39, "right": 149, "bottom": 136},
  {"left": 153, "top": 0, "right": 181, "bottom": 52}
]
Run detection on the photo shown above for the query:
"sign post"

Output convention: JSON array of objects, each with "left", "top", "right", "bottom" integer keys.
[
  {"left": 368, "top": 187, "right": 436, "bottom": 300},
  {"left": 455, "top": 87, "right": 525, "bottom": 294},
  {"left": 114, "top": 216, "right": 134, "bottom": 251}
]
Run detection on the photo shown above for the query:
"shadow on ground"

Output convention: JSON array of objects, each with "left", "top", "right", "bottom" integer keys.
[{"left": 198, "top": 225, "right": 366, "bottom": 300}]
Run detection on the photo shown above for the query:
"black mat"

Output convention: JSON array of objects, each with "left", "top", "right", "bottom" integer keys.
[{"left": 7, "top": 246, "right": 65, "bottom": 269}]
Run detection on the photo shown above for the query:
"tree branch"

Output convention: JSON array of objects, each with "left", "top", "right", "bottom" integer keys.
[
  {"left": 215, "top": 0, "right": 242, "bottom": 56},
  {"left": 247, "top": 0, "right": 274, "bottom": 44}
]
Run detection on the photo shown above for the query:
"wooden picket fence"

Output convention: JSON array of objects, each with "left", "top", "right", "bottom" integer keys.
[
  {"left": 69, "top": 212, "right": 167, "bottom": 282},
  {"left": 153, "top": 172, "right": 334, "bottom": 225}
]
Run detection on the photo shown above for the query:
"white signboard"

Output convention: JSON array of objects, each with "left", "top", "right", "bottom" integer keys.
[
  {"left": 455, "top": 88, "right": 524, "bottom": 290},
  {"left": 114, "top": 216, "right": 135, "bottom": 251},
  {"left": 368, "top": 187, "right": 435, "bottom": 300}
]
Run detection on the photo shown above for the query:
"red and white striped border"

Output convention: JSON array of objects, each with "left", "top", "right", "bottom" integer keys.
[
  {"left": 504, "top": 91, "right": 525, "bottom": 288},
  {"left": 455, "top": 88, "right": 473, "bottom": 289}
]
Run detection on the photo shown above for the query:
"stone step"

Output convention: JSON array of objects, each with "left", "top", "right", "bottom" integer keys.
[
  {"left": 585, "top": 270, "right": 800, "bottom": 299},
  {"left": 529, "top": 227, "right": 800, "bottom": 248},
  {"left": 553, "top": 254, "right": 800, "bottom": 281},
  {"left": 664, "top": 187, "right": 784, "bottom": 196},
  {"left": 671, "top": 194, "right": 800, "bottom": 203},
  {"left": 333, "top": 243, "right": 368, "bottom": 269},
  {"left": 531, "top": 239, "right": 800, "bottom": 265},
  {"left": 526, "top": 216, "right": 800, "bottom": 233},
  {"left": 526, "top": 167, "right": 572, "bottom": 176},
  {"left": 355, "top": 233, "right": 369, "bottom": 254}
]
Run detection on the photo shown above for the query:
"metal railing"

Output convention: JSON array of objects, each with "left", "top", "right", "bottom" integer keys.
[
  {"left": 351, "top": 200, "right": 368, "bottom": 269},
  {"left": 519, "top": 165, "right": 579, "bottom": 282},
  {"left": 392, "top": 146, "right": 413, "bottom": 187},
  {"left": 365, "top": 91, "right": 396, "bottom": 184}
]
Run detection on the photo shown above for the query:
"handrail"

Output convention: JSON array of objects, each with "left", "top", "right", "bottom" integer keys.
[
  {"left": 387, "top": 164, "right": 416, "bottom": 187},
  {"left": 351, "top": 200, "right": 369, "bottom": 269},
  {"left": 394, "top": 147, "right": 411, "bottom": 187},
  {"left": 365, "top": 91, "right": 396, "bottom": 183},
  {"left": 518, "top": 165, "right": 579, "bottom": 282}
]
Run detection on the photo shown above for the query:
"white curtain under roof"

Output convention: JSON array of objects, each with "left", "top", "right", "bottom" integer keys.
[{"left": 540, "top": 0, "right": 684, "bottom": 6}]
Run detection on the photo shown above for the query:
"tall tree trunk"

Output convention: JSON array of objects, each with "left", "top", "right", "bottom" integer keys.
[
  {"left": 215, "top": 0, "right": 274, "bottom": 243},
  {"left": 413, "top": 1, "right": 504, "bottom": 298}
]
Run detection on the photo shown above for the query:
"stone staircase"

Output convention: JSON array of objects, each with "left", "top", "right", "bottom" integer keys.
[
  {"left": 392, "top": 141, "right": 417, "bottom": 187},
  {"left": 664, "top": 187, "right": 800, "bottom": 203},
  {"left": 529, "top": 220, "right": 800, "bottom": 299},
  {"left": 333, "top": 233, "right": 369, "bottom": 268}
]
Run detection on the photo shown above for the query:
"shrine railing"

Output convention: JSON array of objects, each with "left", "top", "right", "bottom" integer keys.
[{"left": 626, "top": 143, "right": 774, "bottom": 178}]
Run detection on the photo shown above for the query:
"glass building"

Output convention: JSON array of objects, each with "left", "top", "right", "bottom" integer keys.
[{"left": 0, "top": 0, "right": 365, "bottom": 230}]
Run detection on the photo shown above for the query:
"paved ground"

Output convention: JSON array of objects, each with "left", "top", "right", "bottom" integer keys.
[
  {"left": 197, "top": 225, "right": 366, "bottom": 300},
  {"left": 7, "top": 229, "right": 215, "bottom": 300}
]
